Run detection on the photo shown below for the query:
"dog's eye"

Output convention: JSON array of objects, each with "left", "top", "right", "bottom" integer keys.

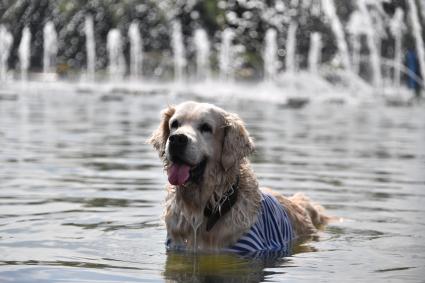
[
  {"left": 200, "top": 123, "right": 212, "bottom": 134},
  {"left": 170, "top": 120, "right": 179, "bottom": 129}
]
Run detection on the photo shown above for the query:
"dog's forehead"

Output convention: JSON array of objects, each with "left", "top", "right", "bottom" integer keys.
[{"left": 174, "top": 102, "right": 224, "bottom": 123}]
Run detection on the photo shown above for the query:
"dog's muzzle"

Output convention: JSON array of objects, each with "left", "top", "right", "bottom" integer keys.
[
  {"left": 166, "top": 133, "right": 207, "bottom": 186},
  {"left": 168, "top": 133, "right": 188, "bottom": 161}
]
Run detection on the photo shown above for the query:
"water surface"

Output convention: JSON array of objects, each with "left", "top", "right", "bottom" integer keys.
[{"left": 0, "top": 85, "right": 424, "bottom": 282}]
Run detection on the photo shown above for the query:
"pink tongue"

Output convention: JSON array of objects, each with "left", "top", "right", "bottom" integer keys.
[{"left": 167, "top": 164, "right": 191, "bottom": 186}]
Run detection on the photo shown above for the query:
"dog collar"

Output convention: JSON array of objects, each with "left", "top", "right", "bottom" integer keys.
[{"left": 204, "top": 176, "right": 239, "bottom": 232}]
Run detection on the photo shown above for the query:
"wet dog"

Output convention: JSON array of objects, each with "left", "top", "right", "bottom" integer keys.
[{"left": 149, "top": 101, "right": 328, "bottom": 252}]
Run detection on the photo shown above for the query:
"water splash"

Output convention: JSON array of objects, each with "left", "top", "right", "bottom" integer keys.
[
  {"left": 107, "top": 29, "right": 126, "bottom": 80},
  {"left": 43, "top": 21, "right": 58, "bottom": 75},
  {"left": 308, "top": 32, "right": 322, "bottom": 74},
  {"left": 321, "top": 0, "right": 351, "bottom": 71},
  {"left": 358, "top": 0, "right": 382, "bottom": 89},
  {"left": 128, "top": 21, "right": 143, "bottom": 80},
  {"left": 347, "top": 11, "right": 364, "bottom": 75},
  {"left": 18, "top": 26, "right": 31, "bottom": 82},
  {"left": 193, "top": 28, "right": 210, "bottom": 81},
  {"left": 219, "top": 29, "right": 234, "bottom": 81},
  {"left": 264, "top": 29, "right": 278, "bottom": 81},
  {"left": 171, "top": 21, "right": 186, "bottom": 83},
  {"left": 407, "top": 0, "right": 425, "bottom": 90},
  {"left": 285, "top": 22, "right": 298, "bottom": 73},
  {"left": 389, "top": 8, "right": 405, "bottom": 90},
  {"left": 0, "top": 25, "right": 13, "bottom": 81},
  {"left": 85, "top": 16, "right": 96, "bottom": 81}
]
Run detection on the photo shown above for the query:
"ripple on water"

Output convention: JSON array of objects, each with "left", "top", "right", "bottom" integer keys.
[{"left": 0, "top": 89, "right": 425, "bottom": 282}]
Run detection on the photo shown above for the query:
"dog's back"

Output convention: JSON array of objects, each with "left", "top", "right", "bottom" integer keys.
[{"left": 261, "top": 188, "right": 329, "bottom": 237}]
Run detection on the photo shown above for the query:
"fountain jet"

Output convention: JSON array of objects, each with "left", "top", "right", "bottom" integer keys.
[
  {"left": 18, "top": 26, "right": 31, "bottom": 82},
  {"left": 107, "top": 29, "right": 125, "bottom": 80},
  {"left": 407, "top": 0, "right": 425, "bottom": 90},
  {"left": 43, "top": 21, "right": 58, "bottom": 75},
  {"left": 0, "top": 25, "right": 13, "bottom": 81},
  {"left": 264, "top": 29, "right": 278, "bottom": 81},
  {"left": 285, "top": 22, "right": 298, "bottom": 73},
  {"left": 128, "top": 21, "right": 143, "bottom": 80},
  {"left": 347, "top": 11, "right": 364, "bottom": 75},
  {"left": 85, "top": 16, "right": 96, "bottom": 81},
  {"left": 358, "top": 0, "right": 382, "bottom": 89},
  {"left": 390, "top": 8, "right": 405, "bottom": 90},
  {"left": 171, "top": 21, "right": 186, "bottom": 83},
  {"left": 219, "top": 29, "right": 234, "bottom": 81},
  {"left": 321, "top": 0, "right": 351, "bottom": 71},
  {"left": 308, "top": 32, "right": 322, "bottom": 74},
  {"left": 194, "top": 28, "right": 210, "bottom": 81}
]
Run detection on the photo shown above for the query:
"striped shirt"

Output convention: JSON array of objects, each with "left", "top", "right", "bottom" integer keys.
[
  {"left": 166, "top": 192, "right": 294, "bottom": 254},
  {"left": 225, "top": 193, "right": 294, "bottom": 254}
]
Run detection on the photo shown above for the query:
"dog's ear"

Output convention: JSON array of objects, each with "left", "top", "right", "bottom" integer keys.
[
  {"left": 221, "top": 113, "right": 254, "bottom": 171},
  {"left": 148, "top": 106, "right": 175, "bottom": 158}
]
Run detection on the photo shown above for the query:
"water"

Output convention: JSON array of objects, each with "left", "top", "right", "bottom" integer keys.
[
  {"left": 106, "top": 29, "right": 125, "bottom": 80},
  {"left": 171, "top": 21, "right": 186, "bottom": 83},
  {"left": 390, "top": 8, "right": 405, "bottom": 90},
  {"left": 18, "top": 26, "right": 31, "bottom": 82},
  {"left": 308, "top": 32, "right": 322, "bottom": 75},
  {"left": 358, "top": 0, "right": 382, "bottom": 89},
  {"left": 128, "top": 21, "right": 143, "bottom": 80},
  {"left": 264, "top": 29, "right": 278, "bottom": 81},
  {"left": 321, "top": 0, "right": 351, "bottom": 71},
  {"left": 263, "top": 29, "right": 279, "bottom": 81},
  {"left": 407, "top": 0, "right": 425, "bottom": 87},
  {"left": 219, "top": 29, "right": 234, "bottom": 81},
  {"left": 286, "top": 22, "right": 298, "bottom": 73},
  {"left": 43, "top": 22, "right": 58, "bottom": 75},
  {"left": 193, "top": 28, "right": 210, "bottom": 81},
  {"left": 85, "top": 16, "right": 96, "bottom": 82},
  {"left": 0, "top": 25, "right": 13, "bottom": 81},
  {"left": 0, "top": 84, "right": 424, "bottom": 282}
]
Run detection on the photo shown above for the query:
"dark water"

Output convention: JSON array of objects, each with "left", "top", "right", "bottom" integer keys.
[{"left": 1, "top": 84, "right": 425, "bottom": 282}]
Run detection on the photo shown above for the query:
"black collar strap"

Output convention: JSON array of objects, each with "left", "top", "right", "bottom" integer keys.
[{"left": 204, "top": 176, "right": 239, "bottom": 232}]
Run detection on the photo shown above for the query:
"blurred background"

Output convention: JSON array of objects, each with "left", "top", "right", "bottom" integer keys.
[{"left": 0, "top": 0, "right": 423, "bottom": 99}]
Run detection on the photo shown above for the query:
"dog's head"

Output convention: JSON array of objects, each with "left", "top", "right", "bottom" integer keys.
[{"left": 149, "top": 101, "right": 254, "bottom": 186}]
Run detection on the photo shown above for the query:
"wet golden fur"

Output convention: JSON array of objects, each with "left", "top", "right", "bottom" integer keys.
[{"left": 149, "top": 101, "right": 328, "bottom": 251}]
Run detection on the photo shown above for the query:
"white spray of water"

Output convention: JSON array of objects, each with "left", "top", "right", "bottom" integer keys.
[
  {"left": 285, "top": 22, "right": 298, "bottom": 73},
  {"left": 0, "top": 25, "right": 13, "bottom": 81},
  {"left": 18, "top": 26, "right": 31, "bottom": 81},
  {"left": 85, "top": 15, "right": 96, "bottom": 81},
  {"left": 264, "top": 28, "right": 278, "bottom": 81},
  {"left": 407, "top": 0, "right": 425, "bottom": 88},
  {"left": 219, "top": 29, "right": 234, "bottom": 81},
  {"left": 308, "top": 32, "right": 322, "bottom": 74},
  {"left": 321, "top": 0, "right": 351, "bottom": 70},
  {"left": 358, "top": 0, "right": 382, "bottom": 89},
  {"left": 389, "top": 8, "right": 405, "bottom": 89},
  {"left": 351, "top": 37, "right": 361, "bottom": 75},
  {"left": 43, "top": 21, "right": 58, "bottom": 74},
  {"left": 171, "top": 21, "right": 186, "bottom": 83},
  {"left": 107, "top": 29, "right": 126, "bottom": 80},
  {"left": 347, "top": 11, "right": 365, "bottom": 75},
  {"left": 128, "top": 21, "right": 143, "bottom": 79},
  {"left": 193, "top": 28, "right": 210, "bottom": 81}
]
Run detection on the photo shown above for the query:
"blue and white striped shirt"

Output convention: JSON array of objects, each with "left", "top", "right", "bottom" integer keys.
[
  {"left": 225, "top": 193, "right": 294, "bottom": 254},
  {"left": 166, "top": 193, "right": 294, "bottom": 254}
]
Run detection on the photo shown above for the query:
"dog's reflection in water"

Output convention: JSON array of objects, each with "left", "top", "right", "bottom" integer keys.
[{"left": 163, "top": 248, "right": 293, "bottom": 283}]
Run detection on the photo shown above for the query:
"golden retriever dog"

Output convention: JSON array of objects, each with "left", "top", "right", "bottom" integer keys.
[{"left": 149, "top": 101, "right": 328, "bottom": 253}]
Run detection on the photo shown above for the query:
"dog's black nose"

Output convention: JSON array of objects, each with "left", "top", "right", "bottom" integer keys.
[{"left": 169, "top": 134, "right": 188, "bottom": 148}]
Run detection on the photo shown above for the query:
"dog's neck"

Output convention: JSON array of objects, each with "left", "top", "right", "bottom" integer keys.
[
  {"left": 165, "top": 160, "right": 262, "bottom": 250},
  {"left": 175, "top": 161, "right": 240, "bottom": 213},
  {"left": 204, "top": 175, "right": 239, "bottom": 231}
]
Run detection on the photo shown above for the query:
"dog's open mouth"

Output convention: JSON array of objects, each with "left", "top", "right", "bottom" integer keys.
[{"left": 167, "top": 157, "right": 207, "bottom": 186}]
